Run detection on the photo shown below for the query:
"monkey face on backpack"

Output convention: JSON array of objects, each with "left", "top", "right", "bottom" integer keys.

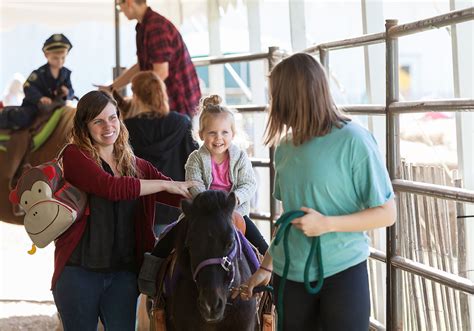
[{"left": 9, "top": 160, "right": 87, "bottom": 248}]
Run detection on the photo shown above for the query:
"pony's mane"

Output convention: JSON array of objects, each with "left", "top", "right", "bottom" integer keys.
[
  {"left": 174, "top": 190, "right": 233, "bottom": 258},
  {"left": 192, "top": 190, "right": 231, "bottom": 215}
]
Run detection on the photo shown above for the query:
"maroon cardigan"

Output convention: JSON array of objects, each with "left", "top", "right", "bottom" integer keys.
[{"left": 51, "top": 144, "right": 182, "bottom": 289}]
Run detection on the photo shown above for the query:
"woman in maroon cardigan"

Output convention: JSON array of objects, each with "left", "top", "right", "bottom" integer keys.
[{"left": 52, "top": 90, "right": 195, "bottom": 331}]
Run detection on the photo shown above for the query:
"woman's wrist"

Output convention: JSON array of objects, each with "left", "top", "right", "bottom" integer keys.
[
  {"left": 325, "top": 216, "right": 338, "bottom": 233},
  {"left": 259, "top": 265, "right": 272, "bottom": 273}
]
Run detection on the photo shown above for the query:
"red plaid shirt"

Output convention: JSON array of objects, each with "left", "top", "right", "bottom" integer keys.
[{"left": 136, "top": 7, "right": 201, "bottom": 117}]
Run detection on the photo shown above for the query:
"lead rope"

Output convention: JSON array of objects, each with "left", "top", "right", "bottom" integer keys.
[{"left": 272, "top": 210, "right": 324, "bottom": 331}]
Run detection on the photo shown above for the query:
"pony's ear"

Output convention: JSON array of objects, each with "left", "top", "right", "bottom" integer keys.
[
  {"left": 226, "top": 192, "right": 237, "bottom": 212},
  {"left": 181, "top": 198, "right": 193, "bottom": 217}
]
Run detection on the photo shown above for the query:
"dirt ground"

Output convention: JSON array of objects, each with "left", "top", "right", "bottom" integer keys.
[
  {"left": 0, "top": 221, "right": 151, "bottom": 330},
  {"left": 0, "top": 222, "right": 60, "bottom": 330}
]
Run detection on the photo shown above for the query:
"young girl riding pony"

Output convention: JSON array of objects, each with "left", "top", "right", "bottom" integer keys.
[
  {"left": 138, "top": 95, "right": 268, "bottom": 298},
  {"left": 185, "top": 95, "right": 268, "bottom": 255}
]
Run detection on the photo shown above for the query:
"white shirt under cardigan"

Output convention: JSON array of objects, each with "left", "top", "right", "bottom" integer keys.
[{"left": 185, "top": 143, "right": 257, "bottom": 216}]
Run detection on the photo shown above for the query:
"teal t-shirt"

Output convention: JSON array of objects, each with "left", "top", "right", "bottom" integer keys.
[{"left": 269, "top": 121, "right": 394, "bottom": 282}]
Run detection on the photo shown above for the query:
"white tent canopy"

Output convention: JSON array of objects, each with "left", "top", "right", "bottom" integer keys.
[{"left": 0, "top": 0, "right": 240, "bottom": 30}]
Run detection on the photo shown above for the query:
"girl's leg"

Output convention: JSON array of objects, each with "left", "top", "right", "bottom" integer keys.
[
  {"left": 99, "top": 271, "right": 139, "bottom": 331},
  {"left": 319, "top": 260, "right": 370, "bottom": 331},
  {"left": 53, "top": 266, "right": 102, "bottom": 331},
  {"left": 243, "top": 215, "right": 268, "bottom": 255},
  {"left": 273, "top": 274, "right": 321, "bottom": 331}
]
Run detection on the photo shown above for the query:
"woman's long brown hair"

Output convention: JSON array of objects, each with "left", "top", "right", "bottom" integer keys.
[
  {"left": 70, "top": 90, "right": 137, "bottom": 177},
  {"left": 264, "top": 53, "right": 350, "bottom": 147}
]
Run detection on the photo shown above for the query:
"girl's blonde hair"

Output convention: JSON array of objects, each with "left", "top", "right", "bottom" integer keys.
[
  {"left": 198, "top": 95, "right": 236, "bottom": 137},
  {"left": 129, "top": 71, "right": 169, "bottom": 118},
  {"left": 264, "top": 53, "right": 350, "bottom": 147},
  {"left": 70, "top": 90, "right": 138, "bottom": 177}
]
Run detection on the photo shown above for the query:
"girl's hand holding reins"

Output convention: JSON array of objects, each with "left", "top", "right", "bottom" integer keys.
[
  {"left": 291, "top": 206, "right": 331, "bottom": 237},
  {"left": 232, "top": 266, "right": 272, "bottom": 300}
]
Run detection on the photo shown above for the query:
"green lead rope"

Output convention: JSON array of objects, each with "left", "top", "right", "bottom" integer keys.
[{"left": 273, "top": 210, "right": 325, "bottom": 331}]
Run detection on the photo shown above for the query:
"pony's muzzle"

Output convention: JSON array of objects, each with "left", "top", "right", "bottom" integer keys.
[{"left": 198, "top": 291, "right": 226, "bottom": 323}]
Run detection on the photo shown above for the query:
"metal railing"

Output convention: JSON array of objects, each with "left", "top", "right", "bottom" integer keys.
[{"left": 192, "top": 6, "right": 474, "bottom": 330}]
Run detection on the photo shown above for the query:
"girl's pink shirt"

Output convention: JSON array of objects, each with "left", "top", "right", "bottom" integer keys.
[{"left": 209, "top": 157, "right": 232, "bottom": 192}]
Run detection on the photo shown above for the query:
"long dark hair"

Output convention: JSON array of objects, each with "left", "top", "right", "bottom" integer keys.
[{"left": 71, "top": 90, "right": 137, "bottom": 177}]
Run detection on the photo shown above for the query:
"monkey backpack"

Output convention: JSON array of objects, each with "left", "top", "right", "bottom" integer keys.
[{"left": 9, "top": 146, "right": 87, "bottom": 250}]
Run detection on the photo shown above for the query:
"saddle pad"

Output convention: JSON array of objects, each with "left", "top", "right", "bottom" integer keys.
[
  {"left": 0, "top": 107, "right": 66, "bottom": 153},
  {"left": 237, "top": 230, "right": 260, "bottom": 273},
  {"left": 32, "top": 107, "right": 66, "bottom": 151},
  {"left": 0, "top": 133, "right": 8, "bottom": 151}
]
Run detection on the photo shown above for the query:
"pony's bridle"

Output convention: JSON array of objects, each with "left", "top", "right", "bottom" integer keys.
[{"left": 192, "top": 228, "right": 242, "bottom": 289}]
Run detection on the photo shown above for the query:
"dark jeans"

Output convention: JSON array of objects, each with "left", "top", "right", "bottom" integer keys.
[
  {"left": 273, "top": 260, "right": 370, "bottom": 331},
  {"left": 53, "top": 266, "right": 139, "bottom": 331},
  {"left": 152, "top": 215, "right": 268, "bottom": 257}
]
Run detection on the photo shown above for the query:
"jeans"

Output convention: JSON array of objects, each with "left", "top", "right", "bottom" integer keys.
[
  {"left": 53, "top": 266, "right": 139, "bottom": 331},
  {"left": 273, "top": 260, "right": 370, "bottom": 331}
]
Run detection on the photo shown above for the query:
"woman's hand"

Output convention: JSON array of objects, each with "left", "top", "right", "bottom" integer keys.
[
  {"left": 93, "top": 84, "right": 113, "bottom": 93},
  {"left": 291, "top": 207, "right": 331, "bottom": 237},
  {"left": 232, "top": 267, "right": 272, "bottom": 300},
  {"left": 163, "top": 180, "right": 198, "bottom": 199}
]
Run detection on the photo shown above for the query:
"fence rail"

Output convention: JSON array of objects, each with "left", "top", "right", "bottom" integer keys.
[{"left": 393, "top": 179, "right": 474, "bottom": 203}]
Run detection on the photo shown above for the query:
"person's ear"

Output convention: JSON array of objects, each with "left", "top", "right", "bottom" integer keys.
[{"left": 198, "top": 130, "right": 204, "bottom": 141}]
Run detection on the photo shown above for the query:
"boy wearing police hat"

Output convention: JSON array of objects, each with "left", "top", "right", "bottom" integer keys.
[{"left": 0, "top": 34, "right": 75, "bottom": 130}]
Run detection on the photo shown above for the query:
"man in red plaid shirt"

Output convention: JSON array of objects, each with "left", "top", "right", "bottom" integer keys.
[{"left": 108, "top": 0, "right": 201, "bottom": 117}]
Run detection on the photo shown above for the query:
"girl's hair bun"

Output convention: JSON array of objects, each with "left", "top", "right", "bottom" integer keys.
[{"left": 202, "top": 94, "right": 222, "bottom": 108}]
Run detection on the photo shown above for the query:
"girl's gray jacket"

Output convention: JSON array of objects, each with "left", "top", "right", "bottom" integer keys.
[{"left": 185, "top": 143, "right": 257, "bottom": 216}]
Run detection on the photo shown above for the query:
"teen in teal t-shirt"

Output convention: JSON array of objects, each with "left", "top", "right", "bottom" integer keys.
[
  {"left": 236, "top": 53, "right": 396, "bottom": 331},
  {"left": 269, "top": 121, "right": 394, "bottom": 282}
]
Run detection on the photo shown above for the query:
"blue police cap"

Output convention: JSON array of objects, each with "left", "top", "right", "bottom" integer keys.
[{"left": 42, "top": 34, "right": 72, "bottom": 52}]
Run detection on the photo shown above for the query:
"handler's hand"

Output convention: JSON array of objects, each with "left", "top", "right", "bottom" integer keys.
[
  {"left": 231, "top": 268, "right": 271, "bottom": 300},
  {"left": 93, "top": 84, "right": 113, "bottom": 92},
  {"left": 291, "top": 207, "right": 330, "bottom": 237}
]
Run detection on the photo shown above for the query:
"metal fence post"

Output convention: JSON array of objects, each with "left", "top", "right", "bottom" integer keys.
[
  {"left": 319, "top": 47, "right": 329, "bottom": 71},
  {"left": 385, "top": 18, "right": 401, "bottom": 331},
  {"left": 267, "top": 46, "right": 282, "bottom": 234}
]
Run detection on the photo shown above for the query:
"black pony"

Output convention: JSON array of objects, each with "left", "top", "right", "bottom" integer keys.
[{"left": 166, "top": 190, "right": 257, "bottom": 331}]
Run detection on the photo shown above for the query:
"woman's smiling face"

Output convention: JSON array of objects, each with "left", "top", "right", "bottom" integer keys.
[{"left": 87, "top": 102, "right": 120, "bottom": 148}]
